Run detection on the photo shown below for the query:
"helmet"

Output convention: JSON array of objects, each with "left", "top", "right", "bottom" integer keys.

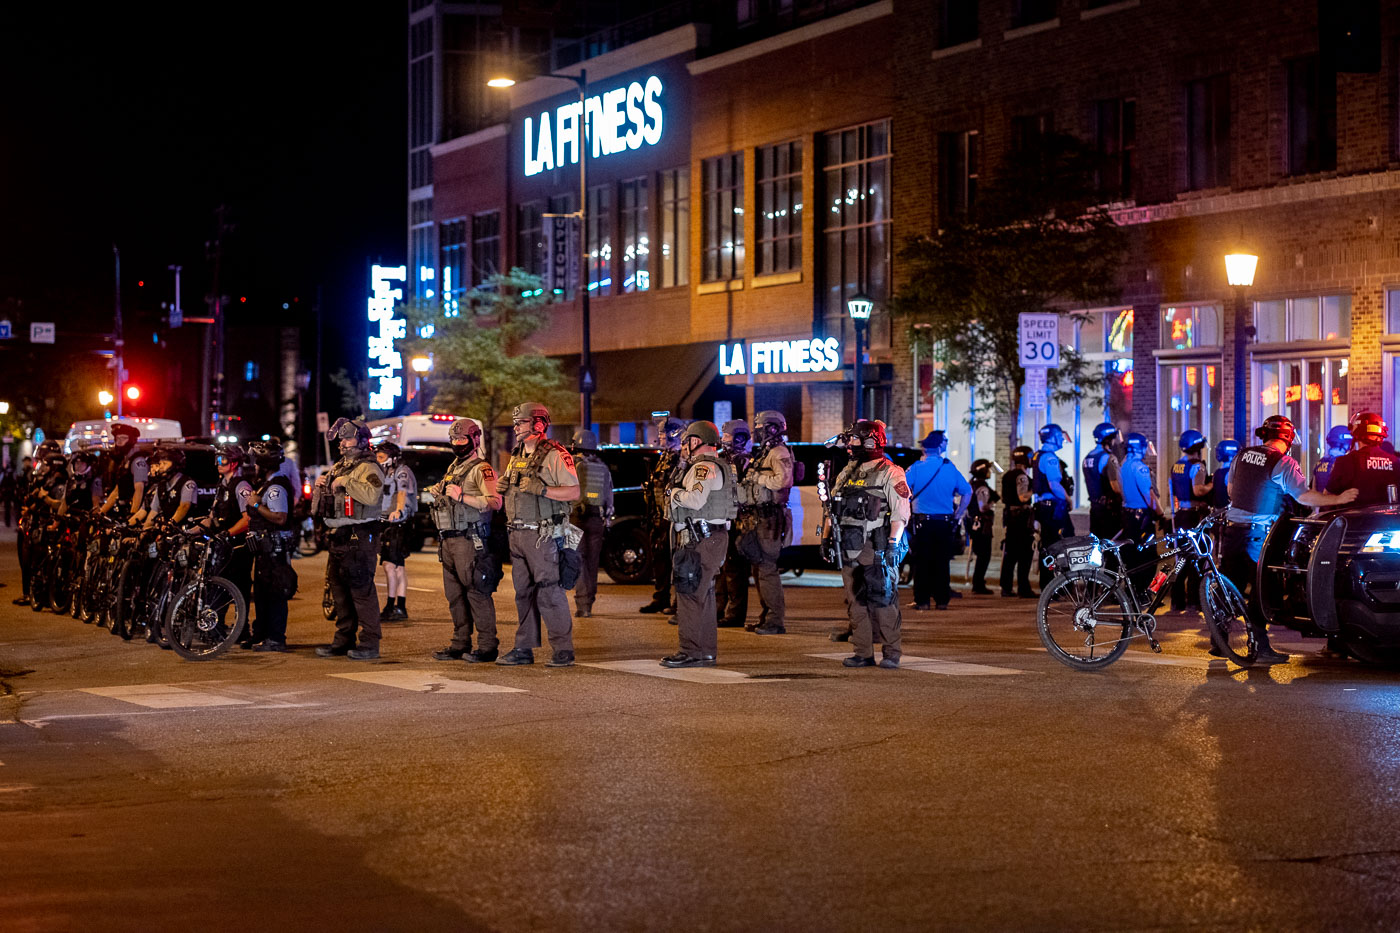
[
  {"left": 68, "top": 450, "right": 97, "bottom": 474},
  {"left": 374, "top": 441, "right": 402, "bottom": 465},
  {"left": 149, "top": 445, "right": 185, "bottom": 471},
  {"left": 1038, "top": 423, "right": 1066, "bottom": 447},
  {"left": 214, "top": 443, "right": 245, "bottom": 468},
  {"left": 1349, "top": 411, "right": 1388, "bottom": 445},
  {"left": 327, "top": 417, "right": 371, "bottom": 447},
  {"left": 850, "top": 419, "right": 888, "bottom": 450},
  {"left": 512, "top": 402, "right": 551, "bottom": 427},
  {"left": 1255, "top": 415, "right": 1297, "bottom": 446},
  {"left": 571, "top": 429, "right": 599, "bottom": 451},
  {"left": 1215, "top": 439, "right": 1240, "bottom": 465},
  {"left": 110, "top": 423, "right": 140, "bottom": 446},
  {"left": 1092, "top": 422, "right": 1119, "bottom": 444},
  {"left": 680, "top": 420, "right": 721, "bottom": 448},
  {"left": 754, "top": 410, "right": 787, "bottom": 445},
  {"left": 971, "top": 458, "right": 993, "bottom": 480},
  {"left": 1179, "top": 429, "right": 1206, "bottom": 453},
  {"left": 660, "top": 416, "right": 686, "bottom": 438},
  {"left": 721, "top": 420, "right": 751, "bottom": 455},
  {"left": 247, "top": 439, "right": 284, "bottom": 472},
  {"left": 1325, "top": 424, "right": 1355, "bottom": 451},
  {"left": 35, "top": 439, "right": 63, "bottom": 460},
  {"left": 448, "top": 419, "right": 482, "bottom": 451},
  {"left": 920, "top": 430, "right": 948, "bottom": 451},
  {"left": 1011, "top": 445, "right": 1032, "bottom": 467},
  {"left": 1125, "top": 433, "right": 1150, "bottom": 455}
]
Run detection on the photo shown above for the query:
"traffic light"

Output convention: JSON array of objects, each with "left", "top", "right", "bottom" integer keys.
[{"left": 125, "top": 385, "right": 141, "bottom": 402}]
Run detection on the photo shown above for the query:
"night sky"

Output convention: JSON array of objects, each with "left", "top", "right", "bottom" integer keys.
[{"left": 0, "top": 4, "right": 406, "bottom": 423}]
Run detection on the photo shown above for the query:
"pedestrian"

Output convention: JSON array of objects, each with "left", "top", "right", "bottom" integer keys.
[
  {"left": 830, "top": 420, "right": 911, "bottom": 669},
  {"left": 714, "top": 419, "right": 753, "bottom": 627},
  {"left": 661, "top": 421, "right": 738, "bottom": 668},
  {"left": 737, "top": 410, "right": 794, "bottom": 635},
  {"left": 904, "top": 430, "right": 971, "bottom": 611},
  {"left": 496, "top": 402, "right": 582, "bottom": 668},
  {"left": 1211, "top": 440, "right": 1239, "bottom": 509},
  {"left": 639, "top": 414, "right": 686, "bottom": 615},
  {"left": 1223, "top": 415, "right": 1356, "bottom": 664},
  {"left": 375, "top": 441, "right": 418, "bottom": 621},
  {"left": 1312, "top": 425, "right": 1355, "bottom": 492},
  {"left": 569, "top": 428, "right": 613, "bottom": 618},
  {"left": 1083, "top": 422, "right": 1123, "bottom": 540},
  {"left": 1325, "top": 412, "right": 1400, "bottom": 508},
  {"left": 964, "top": 459, "right": 999, "bottom": 595},
  {"left": 1032, "top": 424, "right": 1072, "bottom": 590},
  {"left": 429, "top": 419, "right": 502, "bottom": 663},
  {"left": 999, "top": 446, "right": 1035, "bottom": 598},
  {"left": 1168, "top": 430, "right": 1214, "bottom": 611},
  {"left": 313, "top": 418, "right": 386, "bottom": 661},
  {"left": 246, "top": 440, "right": 296, "bottom": 652}
]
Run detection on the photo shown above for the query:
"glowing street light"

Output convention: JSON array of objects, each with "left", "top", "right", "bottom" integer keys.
[
  {"left": 1225, "top": 250, "right": 1260, "bottom": 440},
  {"left": 0, "top": 401, "right": 9, "bottom": 415},
  {"left": 847, "top": 292, "right": 874, "bottom": 421},
  {"left": 410, "top": 356, "right": 433, "bottom": 373},
  {"left": 98, "top": 390, "right": 114, "bottom": 407}
]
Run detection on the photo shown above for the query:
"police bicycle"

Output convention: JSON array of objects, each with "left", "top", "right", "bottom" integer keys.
[
  {"left": 1035, "top": 510, "right": 1257, "bottom": 670},
  {"left": 163, "top": 528, "right": 247, "bottom": 660}
]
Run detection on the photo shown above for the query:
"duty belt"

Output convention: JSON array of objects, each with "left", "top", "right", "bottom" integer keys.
[
  {"left": 438, "top": 529, "right": 470, "bottom": 539},
  {"left": 674, "top": 519, "right": 729, "bottom": 537},
  {"left": 508, "top": 521, "right": 540, "bottom": 531},
  {"left": 914, "top": 513, "right": 955, "bottom": 522}
]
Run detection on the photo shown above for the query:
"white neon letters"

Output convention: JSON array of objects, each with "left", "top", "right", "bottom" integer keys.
[
  {"left": 719, "top": 337, "right": 842, "bottom": 377},
  {"left": 524, "top": 75, "right": 664, "bottom": 176},
  {"left": 367, "top": 264, "right": 408, "bottom": 411}
]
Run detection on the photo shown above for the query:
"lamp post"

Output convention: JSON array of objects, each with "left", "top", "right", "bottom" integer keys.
[
  {"left": 410, "top": 355, "right": 432, "bottom": 411},
  {"left": 1225, "top": 252, "right": 1259, "bottom": 441},
  {"left": 847, "top": 292, "right": 874, "bottom": 422},
  {"left": 490, "top": 68, "right": 592, "bottom": 431}
]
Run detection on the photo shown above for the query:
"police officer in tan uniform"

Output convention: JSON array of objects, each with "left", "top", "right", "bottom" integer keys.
[
  {"left": 714, "top": 419, "right": 753, "bottom": 627},
  {"left": 496, "top": 402, "right": 582, "bottom": 668},
  {"left": 429, "top": 419, "right": 504, "bottom": 663},
  {"left": 738, "top": 410, "right": 794, "bottom": 635},
  {"left": 827, "top": 420, "right": 912, "bottom": 669},
  {"left": 661, "top": 421, "right": 738, "bottom": 668},
  {"left": 313, "top": 418, "right": 387, "bottom": 661},
  {"left": 570, "top": 429, "right": 614, "bottom": 618}
]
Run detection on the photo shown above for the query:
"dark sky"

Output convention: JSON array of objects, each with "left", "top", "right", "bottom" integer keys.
[{"left": 0, "top": 3, "right": 406, "bottom": 379}]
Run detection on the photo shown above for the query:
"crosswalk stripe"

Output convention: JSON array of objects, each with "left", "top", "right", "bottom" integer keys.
[
  {"left": 328, "top": 670, "right": 526, "bottom": 694},
  {"left": 1114, "top": 653, "right": 1225, "bottom": 668},
  {"left": 808, "top": 652, "right": 1025, "bottom": 676},
  {"left": 79, "top": 684, "right": 253, "bottom": 708},
  {"left": 580, "top": 659, "right": 789, "bottom": 684}
]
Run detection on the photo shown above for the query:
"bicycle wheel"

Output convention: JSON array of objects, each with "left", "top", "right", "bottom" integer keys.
[
  {"left": 112, "top": 558, "right": 142, "bottom": 639},
  {"left": 1037, "top": 569, "right": 1136, "bottom": 671},
  {"left": 50, "top": 549, "right": 74, "bottom": 616},
  {"left": 298, "top": 522, "right": 322, "bottom": 558},
  {"left": 30, "top": 550, "right": 50, "bottom": 612},
  {"left": 165, "top": 576, "right": 247, "bottom": 660},
  {"left": 1201, "top": 573, "right": 1256, "bottom": 667}
]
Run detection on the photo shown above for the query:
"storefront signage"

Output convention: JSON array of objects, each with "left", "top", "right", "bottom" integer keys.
[
  {"left": 523, "top": 76, "right": 665, "bottom": 177},
  {"left": 367, "top": 264, "right": 407, "bottom": 411},
  {"left": 719, "top": 337, "right": 842, "bottom": 377}
]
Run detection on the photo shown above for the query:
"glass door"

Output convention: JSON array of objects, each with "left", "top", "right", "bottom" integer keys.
[
  {"left": 1157, "top": 360, "right": 1223, "bottom": 495},
  {"left": 1253, "top": 354, "right": 1349, "bottom": 474}
]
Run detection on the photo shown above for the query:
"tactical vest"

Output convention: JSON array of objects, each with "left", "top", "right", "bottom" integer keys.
[
  {"left": 64, "top": 474, "right": 95, "bottom": 512},
  {"left": 1170, "top": 457, "right": 1209, "bottom": 507},
  {"left": 157, "top": 472, "right": 191, "bottom": 521},
  {"left": 504, "top": 440, "right": 571, "bottom": 524},
  {"left": 210, "top": 476, "right": 246, "bottom": 531},
  {"left": 325, "top": 454, "right": 385, "bottom": 523},
  {"left": 746, "top": 443, "right": 793, "bottom": 507},
  {"left": 248, "top": 476, "right": 294, "bottom": 533},
  {"left": 968, "top": 478, "right": 999, "bottom": 521},
  {"left": 574, "top": 453, "right": 610, "bottom": 516},
  {"left": 1211, "top": 466, "right": 1231, "bottom": 508},
  {"left": 671, "top": 452, "right": 739, "bottom": 524},
  {"left": 1031, "top": 451, "right": 1054, "bottom": 496},
  {"left": 383, "top": 463, "right": 418, "bottom": 522},
  {"left": 1312, "top": 456, "right": 1334, "bottom": 491},
  {"left": 432, "top": 456, "right": 490, "bottom": 530},
  {"left": 647, "top": 449, "right": 682, "bottom": 518},
  {"left": 1228, "top": 445, "right": 1286, "bottom": 517},
  {"left": 1339, "top": 446, "right": 1400, "bottom": 507},
  {"left": 832, "top": 458, "right": 893, "bottom": 528},
  {"left": 1002, "top": 467, "right": 1028, "bottom": 509}
]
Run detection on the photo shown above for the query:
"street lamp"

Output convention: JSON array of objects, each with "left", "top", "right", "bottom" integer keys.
[
  {"left": 490, "top": 67, "right": 593, "bottom": 431},
  {"left": 410, "top": 356, "right": 433, "bottom": 373},
  {"left": 847, "top": 292, "right": 874, "bottom": 422},
  {"left": 97, "top": 390, "right": 114, "bottom": 408},
  {"left": 1225, "top": 251, "right": 1258, "bottom": 441},
  {"left": 0, "top": 401, "right": 9, "bottom": 416}
]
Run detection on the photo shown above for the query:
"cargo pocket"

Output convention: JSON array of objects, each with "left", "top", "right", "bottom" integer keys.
[{"left": 673, "top": 544, "right": 703, "bottom": 595}]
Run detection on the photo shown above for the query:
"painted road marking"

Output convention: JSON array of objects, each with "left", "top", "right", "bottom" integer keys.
[
  {"left": 809, "top": 653, "right": 1025, "bottom": 676},
  {"left": 19, "top": 704, "right": 322, "bottom": 725},
  {"left": 329, "top": 670, "right": 526, "bottom": 694},
  {"left": 79, "top": 684, "right": 253, "bottom": 709},
  {"left": 581, "top": 659, "right": 789, "bottom": 684},
  {"left": 373, "top": 583, "right": 438, "bottom": 594}
]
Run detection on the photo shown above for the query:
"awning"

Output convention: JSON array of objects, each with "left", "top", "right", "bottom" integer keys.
[{"left": 558, "top": 341, "right": 722, "bottom": 424}]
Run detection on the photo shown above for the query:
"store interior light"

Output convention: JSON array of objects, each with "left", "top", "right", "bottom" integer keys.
[{"left": 1224, "top": 252, "right": 1258, "bottom": 288}]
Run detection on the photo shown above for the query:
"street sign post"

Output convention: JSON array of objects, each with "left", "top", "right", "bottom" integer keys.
[
  {"left": 0, "top": 320, "right": 11, "bottom": 339},
  {"left": 1018, "top": 313, "right": 1060, "bottom": 368},
  {"left": 30, "top": 322, "right": 55, "bottom": 344},
  {"left": 1025, "top": 366, "right": 1048, "bottom": 411}
]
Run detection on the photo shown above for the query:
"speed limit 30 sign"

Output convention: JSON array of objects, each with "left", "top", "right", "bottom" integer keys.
[{"left": 1018, "top": 313, "right": 1060, "bottom": 368}]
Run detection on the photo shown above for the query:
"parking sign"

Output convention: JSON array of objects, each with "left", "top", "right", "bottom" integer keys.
[
  {"left": 1018, "top": 313, "right": 1060, "bottom": 368},
  {"left": 30, "top": 322, "right": 55, "bottom": 344}
]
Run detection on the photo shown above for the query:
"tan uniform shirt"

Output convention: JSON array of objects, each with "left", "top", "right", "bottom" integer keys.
[{"left": 670, "top": 458, "right": 725, "bottom": 528}]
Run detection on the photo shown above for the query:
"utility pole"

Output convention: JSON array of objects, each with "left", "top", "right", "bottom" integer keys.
[
  {"left": 112, "top": 245, "right": 124, "bottom": 418},
  {"left": 315, "top": 286, "right": 329, "bottom": 466},
  {"left": 204, "top": 205, "right": 233, "bottom": 434}
]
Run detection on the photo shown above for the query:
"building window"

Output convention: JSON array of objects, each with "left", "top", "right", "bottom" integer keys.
[
  {"left": 1161, "top": 304, "right": 1221, "bottom": 350},
  {"left": 516, "top": 201, "right": 545, "bottom": 278},
  {"left": 1011, "top": 0, "right": 1056, "bottom": 28},
  {"left": 755, "top": 141, "right": 803, "bottom": 276},
  {"left": 1254, "top": 356, "right": 1349, "bottom": 475},
  {"left": 619, "top": 176, "right": 650, "bottom": 292},
  {"left": 1287, "top": 55, "right": 1338, "bottom": 176},
  {"left": 587, "top": 184, "right": 614, "bottom": 293},
  {"left": 820, "top": 119, "right": 892, "bottom": 335},
  {"left": 470, "top": 212, "right": 500, "bottom": 287},
  {"left": 659, "top": 167, "right": 690, "bottom": 288},
  {"left": 938, "top": 130, "right": 978, "bottom": 223},
  {"left": 1010, "top": 112, "right": 1053, "bottom": 155},
  {"left": 702, "top": 153, "right": 745, "bottom": 282},
  {"left": 439, "top": 219, "right": 467, "bottom": 313},
  {"left": 939, "top": 0, "right": 978, "bottom": 47},
  {"left": 411, "top": 196, "right": 435, "bottom": 301},
  {"left": 1095, "top": 98, "right": 1136, "bottom": 201},
  {"left": 1253, "top": 295, "right": 1351, "bottom": 343},
  {"left": 1185, "top": 74, "right": 1230, "bottom": 190},
  {"left": 1387, "top": 287, "right": 1400, "bottom": 333}
]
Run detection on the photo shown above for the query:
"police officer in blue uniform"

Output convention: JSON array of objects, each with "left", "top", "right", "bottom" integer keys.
[
  {"left": 1326, "top": 412, "right": 1400, "bottom": 508},
  {"left": 1032, "top": 424, "right": 1072, "bottom": 589},
  {"left": 1119, "top": 433, "right": 1159, "bottom": 547},
  {"left": 1312, "top": 425, "right": 1354, "bottom": 492},
  {"left": 1211, "top": 440, "right": 1239, "bottom": 509},
  {"left": 1082, "top": 422, "right": 1122, "bottom": 540},
  {"left": 905, "top": 430, "right": 971, "bottom": 610},
  {"left": 1224, "top": 415, "right": 1357, "bottom": 663},
  {"left": 1169, "top": 430, "right": 1214, "bottom": 612}
]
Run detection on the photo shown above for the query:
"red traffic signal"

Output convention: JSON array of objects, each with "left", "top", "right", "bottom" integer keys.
[{"left": 125, "top": 385, "right": 141, "bottom": 402}]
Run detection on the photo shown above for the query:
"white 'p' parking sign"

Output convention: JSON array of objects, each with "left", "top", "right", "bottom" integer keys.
[{"left": 1018, "top": 313, "right": 1060, "bottom": 368}]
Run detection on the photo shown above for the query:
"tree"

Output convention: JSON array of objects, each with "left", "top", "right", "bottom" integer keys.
[
  {"left": 398, "top": 268, "right": 571, "bottom": 459},
  {"left": 891, "top": 133, "right": 1126, "bottom": 450}
]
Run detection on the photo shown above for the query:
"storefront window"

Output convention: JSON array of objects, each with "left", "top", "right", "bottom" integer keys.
[
  {"left": 756, "top": 140, "right": 803, "bottom": 276},
  {"left": 619, "top": 177, "right": 649, "bottom": 292},
  {"left": 659, "top": 168, "right": 689, "bottom": 288},
  {"left": 515, "top": 201, "right": 545, "bottom": 279},
  {"left": 1254, "top": 353, "right": 1349, "bottom": 474},
  {"left": 702, "top": 153, "right": 744, "bottom": 282},
  {"left": 1253, "top": 294, "right": 1351, "bottom": 343},
  {"left": 1161, "top": 304, "right": 1220, "bottom": 350}
]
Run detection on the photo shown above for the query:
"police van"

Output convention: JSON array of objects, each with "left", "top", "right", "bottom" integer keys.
[
  {"left": 366, "top": 414, "right": 482, "bottom": 448},
  {"left": 64, "top": 417, "right": 184, "bottom": 453}
]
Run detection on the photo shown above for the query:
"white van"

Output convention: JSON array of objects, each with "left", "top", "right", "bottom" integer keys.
[
  {"left": 64, "top": 417, "right": 184, "bottom": 452},
  {"left": 366, "top": 413, "right": 481, "bottom": 448}
]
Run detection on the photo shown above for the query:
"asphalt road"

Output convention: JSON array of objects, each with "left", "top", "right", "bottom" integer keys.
[{"left": 5, "top": 529, "right": 1400, "bottom": 932}]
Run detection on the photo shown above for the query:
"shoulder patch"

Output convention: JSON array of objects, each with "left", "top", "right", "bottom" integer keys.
[
  {"left": 895, "top": 480, "right": 911, "bottom": 499},
  {"left": 694, "top": 464, "right": 711, "bottom": 481},
  {"left": 479, "top": 465, "right": 496, "bottom": 479},
  {"left": 558, "top": 450, "right": 575, "bottom": 468}
]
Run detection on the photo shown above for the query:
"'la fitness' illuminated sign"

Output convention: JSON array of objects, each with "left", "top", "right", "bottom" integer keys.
[
  {"left": 719, "top": 337, "right": 843, "bottom": 377},
  {"left": 524, "top": 76, "right": 664, "bottom": 177},
  {"left": 367, "top": 264, "right": 407, "bottom": 411}
]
